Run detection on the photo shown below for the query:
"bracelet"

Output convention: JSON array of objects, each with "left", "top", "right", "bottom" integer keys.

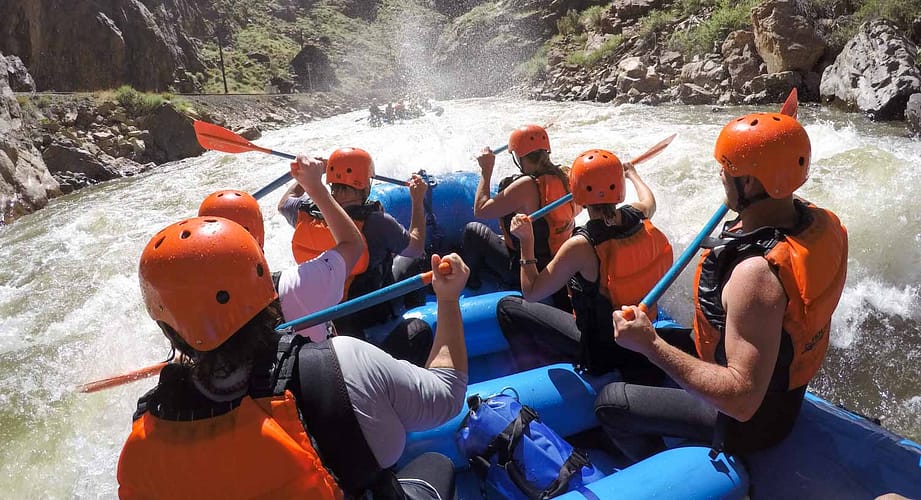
[{"left": 519, "top": 258, "right": 538, "bottom": 266}]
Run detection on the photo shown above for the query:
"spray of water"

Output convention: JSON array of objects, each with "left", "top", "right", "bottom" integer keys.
[{"left": 0, "top": 99, "right": 918, "bottom": 496}]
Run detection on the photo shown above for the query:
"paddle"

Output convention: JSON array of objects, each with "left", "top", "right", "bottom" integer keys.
[
  {"left": 192, "top": 120, "right": 408, "bottom": 200},
  {"left": 621, "top": 88, "right": 800, "bottom": 320},
  {"left": 528, "top": 133, "right": 677, "bottom": 220},
  {"left": 77, "top": 261, "right": 454, "bottom": 393}
]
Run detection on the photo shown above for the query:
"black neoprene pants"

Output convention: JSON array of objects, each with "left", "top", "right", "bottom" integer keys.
[
  {"left": 397, "top": 452, "right": 456, "bottom": 500},
  {"left": 462, "top": 222, "right": 519, "bottom": 288},
  {"left": 593, "top": 328, "right": 720, "bottom": 463}
]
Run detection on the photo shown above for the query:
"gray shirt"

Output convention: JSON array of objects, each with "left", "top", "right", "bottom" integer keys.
[{"left": 331, "top": 336, "right": 467, "bottom": 468}]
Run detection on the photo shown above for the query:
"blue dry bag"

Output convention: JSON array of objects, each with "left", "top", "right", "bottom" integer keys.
[{"left": 456, "top": 388, "right": 604, "bottom": 499}]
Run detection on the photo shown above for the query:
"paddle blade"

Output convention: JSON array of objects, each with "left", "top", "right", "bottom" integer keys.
[
  {"left": 78, "top": 362, "right": 167, "bottom": 393},
  {"left": 629, "top": 133, "right": 677, "bottom": 166},
  {"left": 194, "top": 120, "right": 270, "bottom": 155},
  {"left": 780, "top": 88, "right": 798, "bottom": 118}
]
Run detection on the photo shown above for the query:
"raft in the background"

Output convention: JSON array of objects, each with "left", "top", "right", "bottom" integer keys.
[{"left": 370, "top": 172, "right": 921, "bottom": 499}]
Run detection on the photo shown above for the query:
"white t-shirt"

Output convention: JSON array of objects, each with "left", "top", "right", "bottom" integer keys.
[{"left": 276, "top": 249, "right": 347, "bottom": 342}]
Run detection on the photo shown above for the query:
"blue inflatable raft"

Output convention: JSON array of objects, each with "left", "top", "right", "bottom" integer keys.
[{"left": 370, "top": 172, "right": 921, "bottom": 499}]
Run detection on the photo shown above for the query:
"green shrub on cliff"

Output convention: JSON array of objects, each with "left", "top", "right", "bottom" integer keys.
[
  {"left": 566, "top": 35, "right": 624, "bottom": 67},
  {"left": 114, "top": 85, "right": 191, "bottom": 116},
  {"left": 672, "top": 0, "right": 759, "bottom": 55}
]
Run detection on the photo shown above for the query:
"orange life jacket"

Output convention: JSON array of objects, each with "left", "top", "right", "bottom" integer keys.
[
  {"left": 499, "top": 173, "right": 575, "bottom": 259},
  {"left": 693, "top": 201, "right": 848, "bottom": 390},
  {"left": 117, "top": 375, "right": 342, "bottom": 499},
  {"left": 292, "top": 202, "right": 377, "bottom": 296},
  {"left": 568, "top": 206, "right": 673, "bottom": 375}
]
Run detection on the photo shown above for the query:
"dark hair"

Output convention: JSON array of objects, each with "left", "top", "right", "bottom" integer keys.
[
  {"left": 525, "top": 150, "right": 570, "bottom": 194},
  {"left": 593, "top": 203, "right": 619, "bottom": 226},
  {"left": 157, "top": 299, "right": 284, "bottom": 375},
  {"left": 331, "top": 183, "right": 371, "bottom": 202}
]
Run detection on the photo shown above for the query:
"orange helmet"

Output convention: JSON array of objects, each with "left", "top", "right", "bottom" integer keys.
[
  {"left": 714, "top": 112, "right": 810, "bottom": 199},
  {"left": 570, "top": 149, "right": 625, "bottom": 206},
  {"left": 139, "top": 217, "right": 277, "bottom": 352},
  {"left": 326, "top": 147, "right": 374, "bottom": 190},
  {"left": 508, "top": 125, "right": 551, "bottom": 158},
  {"left": 198, "top": 190, "right": 265, "bottom": 248}
]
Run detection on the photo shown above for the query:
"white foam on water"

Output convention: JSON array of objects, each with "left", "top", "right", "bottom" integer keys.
[{"left": 1, "top": 99, "right": 919, "bottom": 496}]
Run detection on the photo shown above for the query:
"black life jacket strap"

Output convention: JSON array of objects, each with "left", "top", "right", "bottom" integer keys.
[{"left": 295, "top": 341, "right": 387, "bottom": 496}]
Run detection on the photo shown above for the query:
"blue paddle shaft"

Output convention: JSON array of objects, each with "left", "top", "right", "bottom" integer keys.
[
  {"left": 492, "top": 145, "right": 509, "bottom": 154},
  {"left": 251, "top": 150, "right": 405, "bottom": 200},
  {"left": 639, "top": 204, "right": 729, "bottom": 308},
  {"left": 529, "top": 193, "right": 574, "bottom": 220},
  {"left": 276, "top": 274, "right": 427, "bottom": 331}
]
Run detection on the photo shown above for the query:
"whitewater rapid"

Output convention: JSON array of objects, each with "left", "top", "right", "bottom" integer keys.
[{"left": 1, "top": 98, "right": 918, "bottom": 497}]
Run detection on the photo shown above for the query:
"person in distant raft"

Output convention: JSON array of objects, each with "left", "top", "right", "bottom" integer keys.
[
  {"left": 277, "top": 148, "right": 432, "bottom": 366},
  {"left": 496, "top": 150, "right": 673, "bottom": 377},
  {"left": 595, "top": 112, "right": 848, "bottom": 462},
  {"left": 118, "top": 209, "right": 470, "bottom": 498},
  {"left": 199, "top": 157, "right": 365, "bottom": 346},
  {"left": 462, "top": 124, "right": 576, "bottom": 310}
]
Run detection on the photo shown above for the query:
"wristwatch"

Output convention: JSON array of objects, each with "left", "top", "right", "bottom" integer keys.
[{"left": 519, "top": 258, "right": 538, "bottom": 266}]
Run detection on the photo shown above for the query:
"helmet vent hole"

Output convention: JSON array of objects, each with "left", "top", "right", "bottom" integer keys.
[
  {"left": 586, "top": 186, "right": 593, "bottom": 192},
  {"left": 256, "top": 263, "right": 264, "bottom": 277},
  {"left": 179, "top": 230, "right": 191, "bottom": 239},
  {"left": 216, "top": 291, "right": 230, "bottom": 304},
  {"left": 204, "top": 218, "right": 217, "bottom": 223},
  {"left": 588, "top": 155, "right": 594, "bottom": 160},
  {"left": 217, "top": 193, "right": 224, "bottom": 197},
  {"left": 178, "top": 220, "right": 188, "bottom": 226},
  {"left": 798, "top": 156, "right": 805, "bottom": 166},
  {"left": 346, "top": 168, "right": 352, "bottom": 173},
  {"left": 602, "top": 155, "right": 608, "bottom": 159},
  {"left": 750, "top": 119, "right": 759, "bottom": 126},
  {"left": 153, "top": 236, "right": 165, "bottom": 249},
  {"left": 772, "top": 116, "right": 781, "bottom": 121},
  {"left": 609, "top": 184, "right": 616, "bottom": 190}
]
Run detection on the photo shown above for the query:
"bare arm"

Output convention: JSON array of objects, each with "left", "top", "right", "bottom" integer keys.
[
  {"left": 624, "top": 162, "right": 656, "bottom": 219},
  {"left": 613, "top": 256, "right": 786, "bottom": 421},
  {"left": 401, "top": 174, "right": 427, "bottom": 258},
  {"left": 290, "top": 156, "right": 366, "bottom": 273},
  {"left": 512, "top": 214, "right": 592, "bottom": 302},
  {"left": 426, "top": 253, "right": 469, "bottom": 374},
  {"left": 277, "top": 181, "right": 305, "bottom": 213}
]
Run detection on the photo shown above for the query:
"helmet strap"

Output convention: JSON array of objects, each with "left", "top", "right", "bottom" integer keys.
[{"left": 732, "top": 176, "right": 770, "bottom": 211}]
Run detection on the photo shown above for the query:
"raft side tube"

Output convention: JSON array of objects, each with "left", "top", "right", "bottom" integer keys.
[
  {"left": 555, "top": 447, "right": 749, "bottom": 500},
  {"left": 400, "top": 363, "right": 619, "bottom": 468}
]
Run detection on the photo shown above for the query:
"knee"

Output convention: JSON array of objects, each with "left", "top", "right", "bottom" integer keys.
[
  {"left": 594, "top": 382, "right": 632, "bottom": 431},
  {"left": 496, "top": 295, "right": 524, "bottom": 332},
  {"left": 403, "top": 318, "right": 433, "bottom": 345},
  {"left": 463, "top": 222, "right": 490, "bottom": 243}
]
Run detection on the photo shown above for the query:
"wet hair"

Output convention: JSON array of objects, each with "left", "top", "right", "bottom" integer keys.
[
  {"left": 525, "top": 150, "right": 571, "bottom": 194},
  {"left": 331, "top": 183, "right": 371, "bottom": 203},
  {"left": 592, "top": 203, "right": 619, "bottom": 226},
  {"left": 158, "top": 299, "right": 284, "bottom": 374}
]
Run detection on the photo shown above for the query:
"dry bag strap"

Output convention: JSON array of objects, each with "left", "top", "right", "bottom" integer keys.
[{"left": 507, "top": 448, "right": 591, "bottom": 500}]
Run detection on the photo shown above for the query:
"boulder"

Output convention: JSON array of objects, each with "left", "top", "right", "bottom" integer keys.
[
  {"left": 721, "top": 30, "right": 765, "bottom": 92},
  {"left": 744, "top": 71, "right": 802, "bottom": 104},
  {"left": 612, "top": 0, "right": 664, "bottom": 22},
  {"left": 5, "top": 55, "right": 35, "bottom": 92},
  {"left": 751, "top": 0, "right": 825, "bottom": 74},
  {"left": 678, "top": 83, "right": 717, "bottom": 105},
  {"left": 820, "top": 20, "right": 921, "bottom": 120},
  {"left": 42, "top": 144, "right": 120, "bottom": 184},
  {"left": 905, "top": 93, "right": 921, "bottom": 137},
  {"left": 140, "top": 102, "right": 203, "bottom": 162},
  {"left": 680, "top": 55, "right": 726, "bottom": 89}
]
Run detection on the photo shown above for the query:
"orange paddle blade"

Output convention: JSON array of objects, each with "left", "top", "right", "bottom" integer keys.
[
  {"left": 77, "top": 362, "right": 167, "bottom": 393},
  {"left": 780, "top": 88, "right": 798, "bottom": 118},
  {"left": 630, "top": 133, "right": 676, "bottom": 165},
  {"left": 193, "top": 120, "right": 271, "bottom": 155}
]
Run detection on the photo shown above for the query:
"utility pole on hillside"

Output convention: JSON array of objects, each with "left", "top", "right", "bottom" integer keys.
[{"left": 216, "top": 24, "right": 229, "bottom": 94}]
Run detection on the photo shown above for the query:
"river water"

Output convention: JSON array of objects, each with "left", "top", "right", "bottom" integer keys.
[{"left": 1, "top": 98, "right": 918, "bottom": 497}]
